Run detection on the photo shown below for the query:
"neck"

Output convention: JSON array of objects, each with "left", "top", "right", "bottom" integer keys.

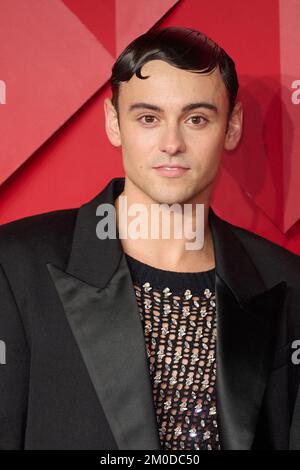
[{"left": 114, "top": 178, "right": 215, "bottom": 272}]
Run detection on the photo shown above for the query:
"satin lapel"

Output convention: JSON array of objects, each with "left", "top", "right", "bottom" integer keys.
[
  {"left": 47, "top": 254, "right": 160, "bottom": 450},
  {"left": 209, "top": 209, "right": 287, "bottom": 449},
  {"left": 215, "top": 273, "right": 287, "bottom": 449},
  {"left": 46, "top": 177, "right": 160, "bottom": 450}
]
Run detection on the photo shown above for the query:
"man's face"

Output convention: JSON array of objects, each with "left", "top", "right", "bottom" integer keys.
[{"left": 105, "top": 59, "right": 242, "bottom": 205}]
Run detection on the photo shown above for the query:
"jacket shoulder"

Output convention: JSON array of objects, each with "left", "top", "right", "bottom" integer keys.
[
  {"left": 224, "top": 218, "right": 300, "bottom": 283},
  {"left": 0, "top": 208, "right": 78, "bottom": 266}
]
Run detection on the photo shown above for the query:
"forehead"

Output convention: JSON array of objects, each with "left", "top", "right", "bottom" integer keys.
[{"left": 118, "top": 59, "right": 228, "bottom": 110}]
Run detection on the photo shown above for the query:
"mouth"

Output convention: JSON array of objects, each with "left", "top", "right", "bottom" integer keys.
[{"left": 153, "top": 165, "right": 190, "bottom": 178}]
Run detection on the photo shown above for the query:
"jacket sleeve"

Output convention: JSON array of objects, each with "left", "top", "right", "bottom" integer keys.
[{"left": 0, "top": 263, "right": 30, "bottom": 449}]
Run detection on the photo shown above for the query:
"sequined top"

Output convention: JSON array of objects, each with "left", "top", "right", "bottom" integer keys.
[{"left": 125, "top": 253, "right": 220, "bottom": 451}]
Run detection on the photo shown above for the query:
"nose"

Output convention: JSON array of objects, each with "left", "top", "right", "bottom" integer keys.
[{"left": 159, "top": 123, "right": 186, "bottom": 155}]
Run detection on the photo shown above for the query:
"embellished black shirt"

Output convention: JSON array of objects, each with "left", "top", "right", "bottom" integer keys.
[{"left": 125, "top": 253, "right": 220, "bottom": 451}]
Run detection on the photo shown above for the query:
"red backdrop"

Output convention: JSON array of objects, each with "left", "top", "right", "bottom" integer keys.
[{"left": 1, "top": 0, "right": 300, "bottom": 254}]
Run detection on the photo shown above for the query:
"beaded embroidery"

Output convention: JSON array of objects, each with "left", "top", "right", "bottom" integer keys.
[{"left": 126, "top": 255, "right": 220, "bottom": 451}]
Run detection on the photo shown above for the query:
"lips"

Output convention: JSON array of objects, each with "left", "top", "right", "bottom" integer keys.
[
  {"left": 153, "top": 165, "right": 189, "bottom": 178},
  {"left": 154, "top": 164, "right": 189, "bottom": 169}
]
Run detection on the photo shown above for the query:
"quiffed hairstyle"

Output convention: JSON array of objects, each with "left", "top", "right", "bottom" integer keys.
[{"left": 110, "top": 26, "right": 239, "bottom": 120}]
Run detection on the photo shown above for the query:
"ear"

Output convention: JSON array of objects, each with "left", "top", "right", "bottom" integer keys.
[
  {"left": 224, "top": 101, "right": 243, "bottom": 151},
  {"left": 104, "top": 97, "right": 121, "bottom": 147}
]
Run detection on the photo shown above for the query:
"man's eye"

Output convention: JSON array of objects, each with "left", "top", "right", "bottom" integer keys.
[
  {"left": 139, "top": 115, "right": 157, "bottom": 124},
  {"left": 188, "top": 116, "right": 207, "bottom": 125}
]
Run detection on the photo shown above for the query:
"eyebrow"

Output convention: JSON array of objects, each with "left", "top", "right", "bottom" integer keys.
[{"left": 128, "top": 101, "right": 218, "bottom": 114}]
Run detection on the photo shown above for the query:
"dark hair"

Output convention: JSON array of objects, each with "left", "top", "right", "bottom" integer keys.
[{"left": 110, "top": 26, "right": 239, "bottom": 121}]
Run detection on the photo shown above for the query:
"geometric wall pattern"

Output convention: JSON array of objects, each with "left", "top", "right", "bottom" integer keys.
[{"left": 1, "top": 0, "right": 300, "bottom": 254}]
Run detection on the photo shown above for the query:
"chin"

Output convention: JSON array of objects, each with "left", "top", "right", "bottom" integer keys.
[
  {"left": 141, "top": 179, "right": 193, "bottom": 205},
  {"left": 149, "top": 191, "right": 188, "bottom": 206}
]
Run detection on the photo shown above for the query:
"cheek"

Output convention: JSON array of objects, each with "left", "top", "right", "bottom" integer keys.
[
  {"left": 120, "top": 132, "right": 148, "bottom": 172},
  {"left": 190, "top": 131, "right": 224, "bottom": 171},
  {"left": 122, "top": 124, "right": 155, "bottom": 151},
  {"left": 195, "top": 126, "right": 225, "bottom": 154},
  {"left": 121, "top": 128, "right": 157, "bottom": 168}
]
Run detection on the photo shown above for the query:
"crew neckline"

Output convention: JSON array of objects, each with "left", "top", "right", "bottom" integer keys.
[
  {"left": 125, "top": 252, "right": 216, "bottom": 294},
  {"left": 125, "top": 252, "right": 215, "bottom": 275}
]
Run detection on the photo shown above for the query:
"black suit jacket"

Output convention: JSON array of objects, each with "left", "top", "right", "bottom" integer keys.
[{"left": 1, "top": 176, "right": 300, "bottom": 450}]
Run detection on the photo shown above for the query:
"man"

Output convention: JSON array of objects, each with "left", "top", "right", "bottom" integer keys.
[{"left": 1, "top": 26, "right": 300, "bottom": 450}]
